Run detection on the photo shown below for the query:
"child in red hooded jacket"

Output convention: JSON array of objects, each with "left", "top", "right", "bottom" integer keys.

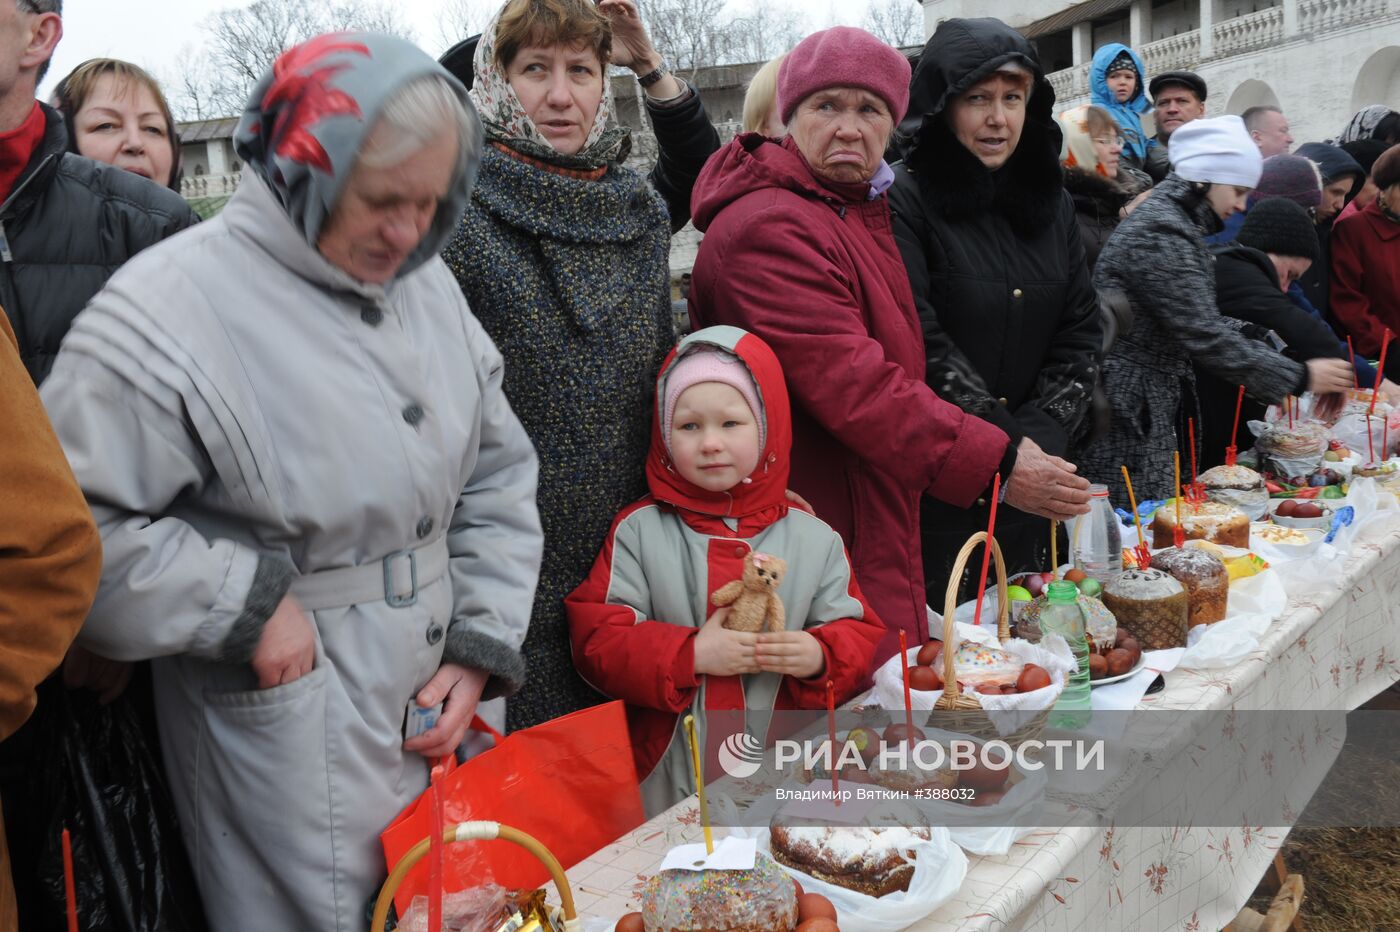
[{"left": 566, "top": 326, "right": 885, "bottom": 814}]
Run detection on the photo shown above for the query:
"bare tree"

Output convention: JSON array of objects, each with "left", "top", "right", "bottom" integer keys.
[
  {"left": 324, "top": 1, "right": 417, "bottom": 42},
  {"left": 728, "top": 3, "right": 808, "bottom": 63},
  {"left": 864, "top": 0, "right": 924, "bottom": 49},
  {"left": 171, "top": 0, "right": 419, "bottom": 119},
  {"left": 641, "top": 0, "right": 738, "bottom": 77},
  {"left": 165, "top": 44, "right": 235, "bottom": 121},
  {"left": 433, "top": 0, "right": 492, "bottom": 56}
]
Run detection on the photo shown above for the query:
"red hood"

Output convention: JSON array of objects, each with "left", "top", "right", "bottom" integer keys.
[
  {"left": 691, "top": 133, "right": 871, "bottom": 233},
  {"left": 647, "top": 327, "right": 791, "bottom": 526}
]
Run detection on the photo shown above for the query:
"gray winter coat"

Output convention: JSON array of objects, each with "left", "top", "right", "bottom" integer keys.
[
  {"left": 39, "top": 174, "right": 543, "bottom": 931},
  {"left": 1080, "top": 174, "right": 1307, "bottom": 503}
]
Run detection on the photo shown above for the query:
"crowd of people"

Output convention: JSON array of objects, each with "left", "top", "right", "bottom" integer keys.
[{"left": 3, "top": 0, "right": 1399, "bottom": 928}]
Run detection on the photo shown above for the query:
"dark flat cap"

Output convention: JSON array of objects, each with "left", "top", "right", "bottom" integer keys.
[{"left": 1150, "top": 70, "right": 1207, "bottom": 102}]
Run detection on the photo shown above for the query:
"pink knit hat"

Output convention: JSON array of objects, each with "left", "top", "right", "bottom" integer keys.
[
  {"left": 777, "top": 26, "right": 912, "bottom": 125},
  {"left": 663, "top": 348, "right": 765, "bottom": 455}
]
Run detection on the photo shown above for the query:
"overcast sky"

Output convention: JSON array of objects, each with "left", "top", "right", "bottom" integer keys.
[{"left": 43, "top": 0, "right": 902, "bottom": 99}]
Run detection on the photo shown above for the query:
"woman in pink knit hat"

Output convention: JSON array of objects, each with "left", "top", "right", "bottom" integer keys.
[{"left": 689, "top": 26, "right": 1059, "bottom": 663}]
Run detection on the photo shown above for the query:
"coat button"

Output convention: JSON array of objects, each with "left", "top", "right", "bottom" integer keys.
[
  {"left": 426, "top": 623, "right": 444, "bottom": 646},
  {"left": 998, "top": 397, "right": 1008, "bottom": 405},
  {"left": 402, "top": 404, "right": 424, "bottom": 426},
  {"left": 361, "top": 305, "right": 382, "bottom": 326},
  {"left": 977, "top": 498, "right": 988, "bottom": 507},
  {"left": 1012, "top": 288, "right": 1024, "bottom": 299},
  {"left": 733, "top": 545, "right": 746, "bottom": 557},
  {"left": 416, "top": 516, "right": 434, "bottom": 539}
]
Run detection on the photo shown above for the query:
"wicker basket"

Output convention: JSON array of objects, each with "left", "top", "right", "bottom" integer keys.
[
  {"left": 371, "top": 821, "right": 584, "bottom": 931},
  {"left": 928, "top": 532, "right": 1050, "bottom": 748}
]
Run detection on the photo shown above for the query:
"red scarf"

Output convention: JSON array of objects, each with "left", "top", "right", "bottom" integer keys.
[{"left": 0, "top": 102, "right": 45, "bottom": 206}]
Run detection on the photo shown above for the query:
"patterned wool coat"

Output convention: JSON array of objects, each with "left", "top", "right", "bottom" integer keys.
[
  {"left": 442, "top": 146, "right": 676, "bottom": 730},
  {"left": 1080, "top": 174, "right": 1308, "bottom": 503}
]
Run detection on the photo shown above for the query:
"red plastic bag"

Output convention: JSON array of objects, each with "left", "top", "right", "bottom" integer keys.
[{"left": 381, "top": 700, "right": 645, "bottom": 917}]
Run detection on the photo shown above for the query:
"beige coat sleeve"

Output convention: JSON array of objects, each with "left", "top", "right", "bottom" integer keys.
[{"left": 0, "top": 312, "right": 101, "bottom": 740}]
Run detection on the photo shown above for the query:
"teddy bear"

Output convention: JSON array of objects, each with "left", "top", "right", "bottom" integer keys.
[{"left": 711, "top": 551, "right": 787, "bottom": 633}]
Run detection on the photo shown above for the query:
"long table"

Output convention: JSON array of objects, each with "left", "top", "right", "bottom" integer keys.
[{"left": 547, "top": 512, "right": 1400, "bottom": 931}]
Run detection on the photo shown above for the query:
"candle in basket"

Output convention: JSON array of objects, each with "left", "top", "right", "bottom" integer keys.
[{"left": 971, "top": 473, "right": 1001, "bottom": 628}]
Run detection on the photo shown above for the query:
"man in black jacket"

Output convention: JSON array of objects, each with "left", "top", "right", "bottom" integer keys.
[
  {"left": 0, "top": 1, "right": 197, "bottom": 920},
  {"left": 1200, "top": 198, "right": 1348, "bottom": 463},
  {"left": 0, "top": 0, "right": 197, "bottom": 386}
]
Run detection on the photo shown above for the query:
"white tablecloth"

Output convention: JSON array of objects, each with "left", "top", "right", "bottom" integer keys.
[{"left": 546, "top": 513, "right": 1400, "bottom": 931}]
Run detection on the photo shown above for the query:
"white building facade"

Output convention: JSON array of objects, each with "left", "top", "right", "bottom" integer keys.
[{"left": 920, "top": 0, "right": 1400, "bottom": 144}]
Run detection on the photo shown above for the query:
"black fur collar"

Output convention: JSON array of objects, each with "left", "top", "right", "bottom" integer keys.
[
  {"left": 904, "top": 116, "right": 1064, "bottom": 238},
  {"left": 1062, "top": 166, "right": 1125, "bottom": 213}
]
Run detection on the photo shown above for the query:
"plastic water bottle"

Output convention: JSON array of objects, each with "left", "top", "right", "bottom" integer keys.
[
  {"left": 1071, "top": 484, "right": 1122, "bottom": 586},
  {"left": 1040, "top": 581, "right": 1092, "bottom": 728}
]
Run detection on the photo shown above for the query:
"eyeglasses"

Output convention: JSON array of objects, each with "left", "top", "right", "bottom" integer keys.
[{"left": 1092, "top": 136, "right": 1126, "bottom": 149}]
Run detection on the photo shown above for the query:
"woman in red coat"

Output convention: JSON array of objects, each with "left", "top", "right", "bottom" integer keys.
[
  {"left": 689, "top": 26, "right": 1090, "bottom": 662},
  {"left": 1331, "top": 145, "right": 1400, "bottom": 377}
]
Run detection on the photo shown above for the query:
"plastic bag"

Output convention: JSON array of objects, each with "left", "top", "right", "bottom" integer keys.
[
  {"left": 1250, "top": 417, "right": 1329, "bottom": 479},
  {"left": 395, "top": 886, "right": 508, "bottom": 932},
  {"left": 33, "top": 688, "right": 207, "bottom": 932}
]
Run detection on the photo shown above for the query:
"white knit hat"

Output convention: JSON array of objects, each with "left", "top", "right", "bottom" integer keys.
[{"left": 1168, "top": 115, "right": 1263, "bottom": 187}]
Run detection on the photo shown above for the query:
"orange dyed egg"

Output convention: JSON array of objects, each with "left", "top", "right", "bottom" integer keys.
[
  {"left": 615, "top": 911, "right": 645, "bottom": 932},
  {"left": 797, "top": 892, "right": 838, "bottom": 922}
]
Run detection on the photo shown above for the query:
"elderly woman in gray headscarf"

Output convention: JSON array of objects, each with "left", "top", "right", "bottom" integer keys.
[{"left": 39, "top": 33, "right": 542, "bottom": 931}]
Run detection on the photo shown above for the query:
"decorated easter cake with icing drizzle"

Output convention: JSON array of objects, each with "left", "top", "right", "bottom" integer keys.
[
  {"left": 770, "top": 801, "right": 932, "bottom": 898},
  {"left": 640, "top": 850, "right": 798, "bottom": 931}
]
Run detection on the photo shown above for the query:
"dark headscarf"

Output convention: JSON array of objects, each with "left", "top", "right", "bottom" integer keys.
[
  {"left": 896, "top": 17, "right": 1063, "bottom": 237},
  {"left": 234, "top": 31, "right": 482, "bottom": 274}
]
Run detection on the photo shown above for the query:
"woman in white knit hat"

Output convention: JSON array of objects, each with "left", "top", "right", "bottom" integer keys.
[{"left": 1080, "top": 115, "right": 1353, "bottom": 502}]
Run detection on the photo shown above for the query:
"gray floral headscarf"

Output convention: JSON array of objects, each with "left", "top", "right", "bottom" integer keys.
[
  {"left": 234, "top": 31, "right": 482, "bottom": 272},
  {"left": 1331, "top": 105, "right": 1395, "bottom": 145},
  {"left": 468, "top": 8, "right": 630, "bottom": 170}
]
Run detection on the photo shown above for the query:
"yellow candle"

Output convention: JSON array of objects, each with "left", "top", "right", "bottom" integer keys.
[{"left": 683, "top": 715, "right": 714, "bottom": 855}]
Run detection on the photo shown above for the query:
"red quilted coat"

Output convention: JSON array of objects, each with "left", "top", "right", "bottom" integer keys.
[{"left": 688, "top": 135, "right": 1011, "bottom": 662}]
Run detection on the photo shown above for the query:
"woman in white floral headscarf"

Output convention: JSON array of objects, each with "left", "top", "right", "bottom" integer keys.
[{"left": 440, "top": 0, "right": 720, "bottom": 731}]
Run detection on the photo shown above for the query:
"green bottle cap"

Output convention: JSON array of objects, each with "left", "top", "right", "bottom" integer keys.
[{"left": 1046, "top": 580, "right": 1080, "bottom": 602}]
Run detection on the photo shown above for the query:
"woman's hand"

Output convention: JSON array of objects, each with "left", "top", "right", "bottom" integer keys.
[
  {"left": 756, "top": 630, "right": 825, "bottom": 679},
  {"left": 1305, "top": 358, "right": 1356, "bottom": 395},
  {"left": 404, "top": 663, "right": 490, "bottom": 759},
  {"left": 1381, "top": 379, "right": 1400, "bottom": 407},
  {"left": 251, "top": 595, "right": 316, "bottom": 688},
  {"left": 597, "top": 0, "right": 684, "bottom": 98},
  {"left": 694, "top": 607, "right": 760, "bottom": 677},
  {"left": 1003, "top": 437, "right": 1092, "bottom": 521},
  {"left": 596, "top": 0, "right": 658, "bottom": 70},
  {"left": 784, "top": 488, "right": 814, "bottom": 514},
  {"left": 62, "top": 647, "right": 133, "bottom": 705}
]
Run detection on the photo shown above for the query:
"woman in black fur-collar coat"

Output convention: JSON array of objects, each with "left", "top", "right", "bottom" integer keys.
[{"left": 890, "top": 17, "right": 1102, "bottom": 599}]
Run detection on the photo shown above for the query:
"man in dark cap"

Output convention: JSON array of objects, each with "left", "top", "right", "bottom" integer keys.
[{"left": 1144, "top": 70, "right": 1207, "bottom": 182}]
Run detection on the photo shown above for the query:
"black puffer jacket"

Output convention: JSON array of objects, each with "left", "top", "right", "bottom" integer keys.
[
  {"left": 889, "top": 17, "right": 1102, "bottom": 592},
  {"left": 1198, "top": 245, "right": 1347, "bottom": 465},
  {"left": 0, "top": 104, "right": 197, "bottom": 385},
  {"left": 1063, "top": 166, "right": 1127, "bottom": 272}
]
